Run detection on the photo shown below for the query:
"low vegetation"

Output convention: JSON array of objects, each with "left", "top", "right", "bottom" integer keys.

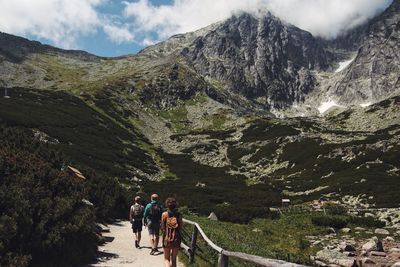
[{"left": 0, "top": 124, "right": 132, "bottom": 266}]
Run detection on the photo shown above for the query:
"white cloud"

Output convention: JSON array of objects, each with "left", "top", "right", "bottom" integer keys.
[
  {"left": 123, "top": 0, "right": 393, "bottom": 42},
  {"left": 103, "top": 24, "right": 135, "bottom": 44},
  {"left": 0, "top": 0, "right": 103, "bottom": 48}
]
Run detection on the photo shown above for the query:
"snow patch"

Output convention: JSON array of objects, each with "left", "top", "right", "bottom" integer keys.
[
  {"left": 318, "top": 100, "right": 345, "bottom": 114},
  {"left": 335, "top": 58, "right": 355, "bottom": 73},
  {"left": 360, "top": 102, "right": 372, "bottom": 108}
]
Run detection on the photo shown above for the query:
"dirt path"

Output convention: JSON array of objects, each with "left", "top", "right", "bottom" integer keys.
[{"left": 89, "top": 221, "right": 184, "bottom": 267}]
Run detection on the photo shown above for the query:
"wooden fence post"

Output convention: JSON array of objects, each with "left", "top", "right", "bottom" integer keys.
[
  {"left": 189, "top": 225, "right": 198, "bottom": 263},
  {"left": 218, "top": 253, "right": 228, "bottom": 267}
]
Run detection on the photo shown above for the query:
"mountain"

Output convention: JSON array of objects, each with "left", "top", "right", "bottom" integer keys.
[
  {"left": 0, "top": 0, "right": 399, "bottom": 215},
  {"left": 330, "top": 0, "right": 400, "bottom": 105}
]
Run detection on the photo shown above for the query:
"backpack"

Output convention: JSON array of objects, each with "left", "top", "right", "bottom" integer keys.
[
  {"left": 149, "top": 203, "right": 162, "bottom": 221},
  {"left": 132, "top": 204, "right": 143, "bottom": 220},
  {"left": 163, "top": 212, "right": 181, "bottom": 247}
]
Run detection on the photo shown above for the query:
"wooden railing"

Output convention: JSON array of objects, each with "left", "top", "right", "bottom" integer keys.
[{"left": 180, "top": 218, "right": 308, "bottom": 267}]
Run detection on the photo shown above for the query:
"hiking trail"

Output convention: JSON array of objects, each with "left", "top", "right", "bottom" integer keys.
[{"left": 89, "top": 220, "right": 183, "bottom": 267}]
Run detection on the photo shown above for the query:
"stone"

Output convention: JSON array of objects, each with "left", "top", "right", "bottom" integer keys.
[
  {"left": 362, "top": 239, "right": 377, "bottom": 252},
  {"left": 340, "top": 243, "right": 356, "bottom": 252},
  {"left": 374, "top": 228, "right": 390, "bottom": 235},
  {"left": 208, "top": 212, "right": 218, "bottom": 221},
  {"left": 343, "top": 251, "right": 356, "bottom": 257},
  {"left": 355, "top": 227, "right": 366, "bottom": 231},
  {"left": 252, "top": 228, "right": 262, "bottom": 233},
  {"left": 328, "top": 228, "right": 336, "bottom": 234},
  {"left": 95, "top": 223, "right": 110, "bottom": 233},
  {"left": 316, "top": 249, "right": 356, "bottom": 267},
  {"left": 384, "top": 236, "right": 395, "bottom": 242},
  {"left": 365, "top": 213, "right": 375, "bottom": 218},
  {"left": 315, "top": 260, "right": 328, "bottom": 266},
  {"left": 389, "top": 248, "right": 400, "bottom": 253},
  {"left": 341, "top": 228, "right": 352, "bottom": 233},
  {"left": 370, "top": 251, "right": 386, "bottom": 257},
  {"left": 336, "top": 259, "right": 356, "bottom": 267},
  {"left": 392, "top": 262, "right": 400, "bottom": 267},
  {"left": 360, "top": 258, "right": 376, "bottom": 266}
]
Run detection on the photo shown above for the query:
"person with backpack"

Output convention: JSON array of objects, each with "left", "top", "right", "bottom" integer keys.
[
  {"left": 129, "top": 196, "right": 144, "bottom": 248},
  {"left": 143, "top": 193, "right": 163, "bottom": 255},
  {"left": 161, "top": 197, "right": 182, "bottom": 267}
]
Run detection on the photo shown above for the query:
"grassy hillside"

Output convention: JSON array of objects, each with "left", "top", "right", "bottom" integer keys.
[{"left": 0, "top": 87, "right": 159, "bottom": 179}]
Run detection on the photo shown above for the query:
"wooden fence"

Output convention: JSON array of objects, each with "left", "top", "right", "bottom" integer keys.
[{"left": 180, "top": 218, "right": 308, "bottom": 267}]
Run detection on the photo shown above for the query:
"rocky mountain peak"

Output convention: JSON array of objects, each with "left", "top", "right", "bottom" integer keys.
[{"left": 177, "top": 11, "right": 330, "bottom": 109}]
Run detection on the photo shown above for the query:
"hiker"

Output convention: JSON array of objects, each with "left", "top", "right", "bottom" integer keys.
[
  {"left": 161, "top": 197, "right": 182, "bottom": 267},
  {"left": 144, "top": 193, "right": 163, "bottom": 255},
  {"left": 129, "top": 196, "right": 144, "bottom": 248}
]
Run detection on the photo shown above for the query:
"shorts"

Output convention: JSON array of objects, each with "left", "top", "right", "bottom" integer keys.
[
  {"left": 131, "top": 220, "right": 143, "bottom": 233},
  {"left": 147, "top": 224, "right": 160, "bottom": 236}
]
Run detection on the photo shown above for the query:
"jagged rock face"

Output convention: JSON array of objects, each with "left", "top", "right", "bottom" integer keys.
[
  {"left": 181, "top": 13, "right": 330, "bottom": 109},
  {"left": 333, "top": 0, "right": 400, "bottom": 104}
]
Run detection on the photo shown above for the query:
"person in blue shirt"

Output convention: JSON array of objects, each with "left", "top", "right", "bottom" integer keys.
[{"left": 143, "top": 193, "right": 163, "bottom": 255}]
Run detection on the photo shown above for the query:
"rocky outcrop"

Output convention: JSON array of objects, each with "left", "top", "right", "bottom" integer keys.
[
  {"left": 181, "top": 12, "right": 330, "bottom": 109},
  {"left": 331, "top": 0, "right": 400, "bottom": 105}
]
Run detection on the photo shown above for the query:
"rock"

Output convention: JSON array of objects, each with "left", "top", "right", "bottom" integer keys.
[
  {"left": 360, "top": 258, "right": 376, "bottom": 266},
  {"left": 370, "top": 251, "right": 386, "bottom": 257},
  {"left": 389, "top": 248, "right": 400, "bottom": 253},
  {"left": 336, "top": 259, "right": 356, "bottom": 267},
  {"left": 365, "top": 213, "right": 375, "bottom": 218},
  {"left": 362, "top": 237, "right": 379, "bottom": 252},
  {"left": 316, "top": 249, "right": 355, "bottom": 266},
  {"left": 315, "top": 260, "right": 328, "bottom": 266},
  {"left": 95, "top": 223, "right": 110, "bottom": 233},
  {"left": 340, "top": 243, "right": 356, "bottom": 252},
  {"left": 384, "top": 236, "right": 395, "bottom": 242},
  {"left": 252, "top": 228, "right": 262, "bottom": 233},
  {"left": 392, "top": 262, "right": 400, "bottom": 267},
  {"left": 355, "top": 227, "right": 366, "bottom": 231},
  {"left": 208, "top": 212, "right": 218, "bottom": 221},
  {"left": 328, "top": 228, "right": 336, "bottom": 234},
  {"left": 343, "top": 251, "right": 356, "bottom": 257},
  {"left": 374, "top": 228, "right": 390, "bottom": 235},
  {"left": 340, "top": 228, "right": 352, "bottom": 233}
]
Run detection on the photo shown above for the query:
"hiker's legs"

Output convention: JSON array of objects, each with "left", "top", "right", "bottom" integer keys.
[
  {"left": 155, "top": 234, "right": 160, "bottom": 249},
  {"left": 163, "top": 248, "right": 171, "bottom": 267},
  {"left": 171, "top": 248, "right": 178, "bottom": 267},
  {"left": 137, "top": 231, "right": 141, "bottom": 245},
  {"left": 149, "top": 234, "right": 155, "bottom": 248}
]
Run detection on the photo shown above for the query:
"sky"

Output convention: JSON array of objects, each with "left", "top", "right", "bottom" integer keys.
[{"left": 0, "top": 0, "right": 393, "bottom": 57}]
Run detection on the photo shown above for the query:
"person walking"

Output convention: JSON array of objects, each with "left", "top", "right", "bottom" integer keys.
[
  {"left": 144, "top": 193, "right": 163, "bottom": 255},
  {"left": 129, "top": 196, "right": 144, "bottom": 248},
  {"left": 161, "top": 197, "right": 182, "bottom": 267}
]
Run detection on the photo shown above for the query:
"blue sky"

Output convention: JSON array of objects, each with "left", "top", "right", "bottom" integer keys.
[{"left": 0, "top": 0, "right": 392, "bottom": 57}]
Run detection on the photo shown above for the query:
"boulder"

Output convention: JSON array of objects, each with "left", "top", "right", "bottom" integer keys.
[
  {"left": 359, "top": 258, "right": 376, "bottom": 266},
  {"left": 95, "top": 223, "right": 110, "bottom": 233},
  {"left": 208, "top": 212, "right": 218, "bottom": 221},
  {"left": 392, "top": 262, "right": 400, "bottom": 267},
  {"left": 362, "top": 239, "right": 377, "bottom": 252},
  {"left": 374, "top": 228, "right": 390, "bottom": 235},
  {"left": 340, "top": 243, "right": 356, "bottom": 252},
  {"left": 384, "top": 236, "right": 395, "bottom": 242},
  {"left": 365, "top": 213, "right": 375, "bottom": 218},
  {"left": 389, "top": 248, "right": 400, "bottom": 253},
  {"left": 355, "top": 227, "right": 366, "bottom": 231},
  {"left": 340, "top": 228, "right": 352, "bottom": 233},
  {"left": 370, "top": 251, "right": 386, "bottom": 257},
  {"left": 316, "top": 249, "right": 355, "bottom": 266}
]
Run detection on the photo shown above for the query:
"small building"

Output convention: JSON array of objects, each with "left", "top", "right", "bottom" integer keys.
[
  {"left": 282, "top": 199, "right": 291, "bottom": 208},
  {"left": 67, "top": 166, "right": 86, "bottom": 180}
]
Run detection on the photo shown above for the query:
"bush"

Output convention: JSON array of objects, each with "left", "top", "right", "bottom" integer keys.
[
  {"left": 0, "top": 125, "right": 98, "bottom": 266},
  {"left": 311, "top": 214, "right": 348, "bottom": 229},
  {"left": 214, "top": 206, "right": 280, "bottom": 224},
  {"left": 348, "top": 216, "right": 385, "bottom": 228}
]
